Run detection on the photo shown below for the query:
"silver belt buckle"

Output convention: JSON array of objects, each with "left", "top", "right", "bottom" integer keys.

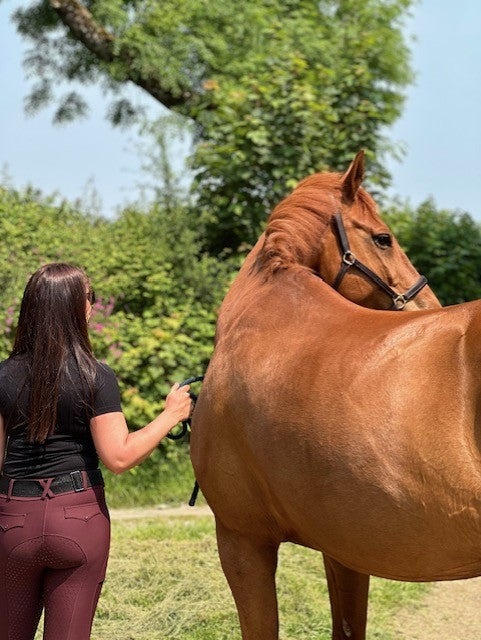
[{"left": 70, "top": 470, "right": 85, "bottom": 492}]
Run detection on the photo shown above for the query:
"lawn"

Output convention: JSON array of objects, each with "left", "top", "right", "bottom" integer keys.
[{"left": 33, "top": 513, "right": 429, "bottom": 639}]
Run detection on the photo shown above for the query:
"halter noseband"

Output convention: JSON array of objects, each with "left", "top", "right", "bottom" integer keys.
[{"left": 331, "top": 213, "right": 428, "bottom": 311}]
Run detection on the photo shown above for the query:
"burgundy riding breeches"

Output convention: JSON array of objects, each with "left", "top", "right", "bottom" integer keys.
[{"left": 0, "top": 474, "right": 110, "bottom": 640}]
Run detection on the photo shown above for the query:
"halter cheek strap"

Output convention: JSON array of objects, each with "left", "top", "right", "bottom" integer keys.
[{"left": 331, "top": 213, "right": 428, "bottom": 310}]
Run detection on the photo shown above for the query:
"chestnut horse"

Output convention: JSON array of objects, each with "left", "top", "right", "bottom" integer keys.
[{"left": 190, "top": 152, "right": 447, "bottom": 639}]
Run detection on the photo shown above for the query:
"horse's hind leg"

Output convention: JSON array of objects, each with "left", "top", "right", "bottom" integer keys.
[
  {"left": 323, "top": 554, "right": 370, "bottom": 640},
  {"left": 215, "top": 517, "right": 279, "bottom": 640}
]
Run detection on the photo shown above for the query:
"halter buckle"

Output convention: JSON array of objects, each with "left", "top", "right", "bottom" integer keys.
[
  {"left": 392, "top": 294, "right": 407, "bottom": 310},
  {"left": 342, "top": 251, "right": 356, "bottom": 266}
]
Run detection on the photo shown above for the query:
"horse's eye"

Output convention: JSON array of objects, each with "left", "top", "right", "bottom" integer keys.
[{"left": 373, "top": 233, "right": 392, "bottom": 249}]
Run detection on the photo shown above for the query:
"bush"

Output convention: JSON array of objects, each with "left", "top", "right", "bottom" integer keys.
[{"left": 384, "top": 198, "right": 481, "bottom": 306}]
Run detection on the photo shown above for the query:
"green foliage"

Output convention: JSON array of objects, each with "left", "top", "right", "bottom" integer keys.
[
  {"left": 384, "top": 198, "right": 481, "bottom": 306},
  {"left": 0, "top": 185, "right": 108, "bottom": 342},
  {"left": 189, "top": 0, "right": 414, "bottom": 249},
  {"left": 9, "top": 0, "right": 415, "bottom": 250},
  {"left": 0, "top": 184, "right": 237, "bottom": 462}
]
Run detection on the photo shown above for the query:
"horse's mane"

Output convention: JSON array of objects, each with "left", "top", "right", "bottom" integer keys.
[{"left": 252, "top": 171, "right": 377, "bottom": 279}]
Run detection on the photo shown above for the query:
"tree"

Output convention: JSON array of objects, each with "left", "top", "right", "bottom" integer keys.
[
  {"left": 9, "top": 0, "right": 415, "bottom": 250},
  {"left": 384, "top": 198, "right": 481, "bottom": 306}
]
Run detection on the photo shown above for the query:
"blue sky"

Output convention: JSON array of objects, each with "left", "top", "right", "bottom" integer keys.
[
  {"left": 384, "top": 0, "right": 481, "bottom": 217},
  {"left": 1, "top": 0, "right": 480, "bottom": 219}
]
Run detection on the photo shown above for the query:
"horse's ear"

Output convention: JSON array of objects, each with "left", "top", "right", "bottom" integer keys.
[{"left": 341, "top": 150, "right": 365, "bottom": 205}]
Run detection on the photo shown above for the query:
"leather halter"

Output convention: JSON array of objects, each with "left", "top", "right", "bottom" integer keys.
[{"left": 331, "top": 213, "right": 428, "bottom": 311}]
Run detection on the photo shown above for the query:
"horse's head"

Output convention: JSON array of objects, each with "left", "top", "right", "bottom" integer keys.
[{"left": 256, "top": 151, "right": 440, "bottom": 311}]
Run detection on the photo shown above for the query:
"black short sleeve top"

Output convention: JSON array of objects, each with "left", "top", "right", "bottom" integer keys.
[{"left": 0, "top": 353, "right": 123, "bottom": 478}]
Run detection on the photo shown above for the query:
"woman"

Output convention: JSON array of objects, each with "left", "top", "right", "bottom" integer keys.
[{"left": 0, "top": 263, "right": 192, "bottom": 640}]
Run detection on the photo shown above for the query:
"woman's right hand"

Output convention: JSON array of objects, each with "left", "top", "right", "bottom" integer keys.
[{"left": 163, "top": 382, "right": 192, "bottom": 424}]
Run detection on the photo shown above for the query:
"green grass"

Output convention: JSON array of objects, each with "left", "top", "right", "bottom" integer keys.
[
  {"left": 101, "top": 446, "right": 206, "bottom": 508},
  {"left": 32, "top": 515, "right": 429, "bottom": 640}
]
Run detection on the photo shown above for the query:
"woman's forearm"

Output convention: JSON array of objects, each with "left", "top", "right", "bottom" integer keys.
[{"left": 117, "top": 409, "right": 181, "bottom": 473}]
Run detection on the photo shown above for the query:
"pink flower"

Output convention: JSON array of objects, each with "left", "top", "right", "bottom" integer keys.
[
  {"left": 108, "top": 344, "right": 122, "bottom": 358},
  {"left": 104, "top": 300, "right": 115, "bottom": 316}
]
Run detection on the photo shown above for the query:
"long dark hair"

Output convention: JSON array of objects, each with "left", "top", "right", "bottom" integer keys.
[{"left": 9, "top": 263, "right": 97, "bottom": 444}]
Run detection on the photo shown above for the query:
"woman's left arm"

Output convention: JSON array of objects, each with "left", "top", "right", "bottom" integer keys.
[{"left": 0, "top": 414, "right": 5, "bottom": 474}]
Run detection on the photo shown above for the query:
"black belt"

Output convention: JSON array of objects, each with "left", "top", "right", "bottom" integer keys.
[{"left": 0, "top": 468, "right": 104, "bottom": 497}]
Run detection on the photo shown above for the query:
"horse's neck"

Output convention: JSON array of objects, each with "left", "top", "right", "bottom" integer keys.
[
  {"left": 216, "top": 241, "right": 354, "bottom": 341},
  {"left": 218, "top": 235, "right": 267, "bottom": 316}
]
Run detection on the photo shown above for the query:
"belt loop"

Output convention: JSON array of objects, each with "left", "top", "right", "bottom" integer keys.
[
  {"left": 70, "top": 470, "right": 86, "bottom": 492},
  {"left": 81, "top": 470, "right": 88, "bottom": 490},
  {"left": 6, "top": 478, "right": 14, "bottom": 501}
]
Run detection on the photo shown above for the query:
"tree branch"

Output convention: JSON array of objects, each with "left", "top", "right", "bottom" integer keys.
[{"left": 48, "top": 0, "right": 190, "bottom": 108}]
